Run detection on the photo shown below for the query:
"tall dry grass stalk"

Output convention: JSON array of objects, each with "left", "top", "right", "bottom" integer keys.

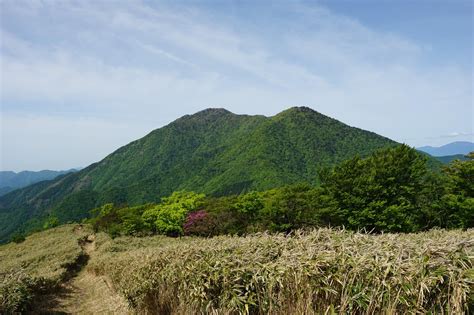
[
  {"left": 89, "top": 228, "right": 474, "bottom": 314},
  {"left": 0, "top": 224, "right": 92, "bottom": 312}
]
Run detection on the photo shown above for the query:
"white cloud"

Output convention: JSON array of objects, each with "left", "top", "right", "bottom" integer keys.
[
  {"left": 0, "top": 0, "right": 472, "bottom": 170},
  {"left": 444, "top": 132, "right": 474, "bottom": 138}
]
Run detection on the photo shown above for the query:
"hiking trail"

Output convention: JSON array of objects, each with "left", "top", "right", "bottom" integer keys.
[{"left": 36, "top": 229, "right": 130, "bottom": 314}]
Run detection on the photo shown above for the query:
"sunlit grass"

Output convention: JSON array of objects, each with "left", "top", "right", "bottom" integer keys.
[
  {"left": 0, "top": 224, "right": 92, "bottom": 313},
  {"left": 89, "top": 228, "right": 474, "bottom": 314},
  {"left": 2, "top": 225, "right": 472, "bottom": 314}
]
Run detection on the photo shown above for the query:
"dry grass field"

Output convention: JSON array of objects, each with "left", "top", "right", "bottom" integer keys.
[
  {"left": 0, "top": 224, "right": 91, "bottom": 312},
  {"left": 89, "top": 228, "right": 474, "bottom": 314},
  {"left": 1, "top": 225, "right": 473, "bottom": 314},
  {"left": 0, "top": 224, "right": 129, "bottom": 314}
]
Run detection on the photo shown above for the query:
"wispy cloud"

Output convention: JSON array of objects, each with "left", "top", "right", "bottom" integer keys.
[
  {"left": 1, "top": 0, "right": 472, "bottom": 170},
  {"left": 444, "top": 132, "right": 473, "bottom": 138}
]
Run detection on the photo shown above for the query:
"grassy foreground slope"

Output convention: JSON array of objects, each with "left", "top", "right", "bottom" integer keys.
[
  {"left": 89, "top": 228, "right": 474, "bottom": 314},
  {"left": 2, "top": 225, "right": 472, "bottom": 314},
  {"left": 0, "top": 225, "right": 92, "bottom": 313}
]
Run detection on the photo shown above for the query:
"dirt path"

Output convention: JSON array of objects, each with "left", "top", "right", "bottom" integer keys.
[{"left": 37, "top": 234, "right": 130, "bottom": 314}]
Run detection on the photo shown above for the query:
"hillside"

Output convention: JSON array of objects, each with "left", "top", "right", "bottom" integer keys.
[
  {"left": 0, "top": 169, "right": 77, "bottom": 196},
  {"left": 435, "top": 154, "right": 468, "bottom": 164},
  {"left": 0, "top": 107, "right": 398, "bottom": 243},
  {"left": 418, "top": 141, "right": 474, "bottom": 156}
]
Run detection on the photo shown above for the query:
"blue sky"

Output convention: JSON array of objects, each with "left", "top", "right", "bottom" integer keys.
[{"left": 1, "top": 0, "right": 473, "bottom": 171}]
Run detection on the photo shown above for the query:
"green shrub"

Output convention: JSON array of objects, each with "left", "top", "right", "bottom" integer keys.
[
  {"left": 260, "top": 183, "right": 321, "bottom": 232},
  {"left": 0, "top": 270, "right": 38, "bottom": 313},
  {"left": 10, "top": 232, "right": 26, "bottom": 244},
  {"left": 42, "top": 216, "right": 59, "bottom": 230},
  {"left": 440, "top": 152, "right": 474, "bottom": 228},
  {"left": 142, "top": 191, "right": 205, "bottom": 236},
  {"left": 319, "top": 145, "right": 428, "bottom": 232}
]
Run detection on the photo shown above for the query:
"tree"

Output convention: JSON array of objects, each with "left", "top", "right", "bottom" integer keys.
[
  {"left": 142, "top": 191, "right": 205, "bottom": 236},
  {"left": 232, "top": 191, "right": 264, "bottom": 218},
  {"left": 444, "top": 152, "right": 474, "bottom": 197},
  {"left": 260, "top": 183, "right": 319, "bottom": 232},
  {"left": 183, "top": 210, "right": 217, "bottom": 236},
  {"left": 440, "top": 152, "right": 474, "bottom": 228},
  {"left": 320, "top": 145, "right": 428, "bottom": 232},
  {"left": 43, "top": 216, "right": 59, "bottom": 230}
]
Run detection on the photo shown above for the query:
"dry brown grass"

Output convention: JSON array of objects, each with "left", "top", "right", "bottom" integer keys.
[
  {"left": 0, "top": 224, "right": 91, "bottom": 313},
  {"left": 48, "top": 271, "right": 130, "bottom": 314},
  {"left": 2, "top": 226, "right": 473, "bottom": 314},
  {"left": 36, "top": 233, "right": 131, "bottom": 314},
  {"left": 89, "top": 228, "right": 474, "bottom": 314}
]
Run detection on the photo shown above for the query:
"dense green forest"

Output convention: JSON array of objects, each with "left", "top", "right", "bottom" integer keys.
[
  {"left": 76, "top": 146, "right": 473, "bottom": 238},
  {"left": 0, "top": 107, "right": 403, "bottom": 243}
]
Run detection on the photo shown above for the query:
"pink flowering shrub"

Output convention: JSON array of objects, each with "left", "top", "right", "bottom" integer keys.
[{"left": 183, "top": 210, "right": 215, "bottom": 236}]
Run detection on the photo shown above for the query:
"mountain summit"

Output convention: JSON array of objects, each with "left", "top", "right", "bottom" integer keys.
[{"left": 0, "top": 107, "right": 397, "bottom": 242}]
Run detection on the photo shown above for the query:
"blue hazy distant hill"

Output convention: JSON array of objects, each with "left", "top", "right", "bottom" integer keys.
[
  {"left": 434, "top": 154, "right": 468, "bottom": 164},
  {"left": 417, "top": 141, "right": 474, "bottom": 157},
  {"left": 0, "top": 169, "right": 78, "bottom": 196}
]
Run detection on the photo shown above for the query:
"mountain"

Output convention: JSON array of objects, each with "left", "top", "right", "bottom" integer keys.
[
  {"left": 0, "top": 107, "right": 399, "bottom": 242},
  {"left": 0, "top": 186, "right": 16, "bottom": 196},
  {"left": 435, "top": 154, "right": 468, "bottom": 164},
  {"left": 418, "top": 141, "right": 474, "bottom": 157},
  {"left": 0, "top": 169, "right": 78, "bottom": 196}
]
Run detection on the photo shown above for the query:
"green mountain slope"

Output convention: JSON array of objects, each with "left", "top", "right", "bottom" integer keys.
[{"left": 0, "top": 107, "right": 398, "bottom": 242}]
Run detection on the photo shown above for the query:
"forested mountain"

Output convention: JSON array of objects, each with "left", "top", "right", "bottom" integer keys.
[
  {"left": 418, "top": 141, "right": 474, "bottom": 156},
  {"left": 0, "top": 169, "right": 77, "bottom": 196},
  {"left": 0, "top": 107, "right": 398, "bottom": 242}
]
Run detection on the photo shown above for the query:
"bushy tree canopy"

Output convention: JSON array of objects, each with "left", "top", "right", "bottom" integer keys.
[
  {"left": 142, "top": 191, "right": 205, "bottom": 236},
  {"left": 320, "top": 145, "right": 428, "bottom": 232},
  {"left": 440, "top": 152, "right": 474, "bottom": 228},
  {"left": 82, "top": 148, "right": 474, "bottom": 238}
]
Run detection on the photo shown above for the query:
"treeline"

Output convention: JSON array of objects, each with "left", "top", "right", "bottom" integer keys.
[{"left": 87, "top": 145, "right": 473, "bottom": 237}]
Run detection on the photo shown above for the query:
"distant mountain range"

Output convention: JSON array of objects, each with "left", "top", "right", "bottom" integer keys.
[
  {"left": 434, "top": 154, "right": 468, "bottom": 164},
  {"left": 0, "top": 169, "right": 78, "bottom": 196},
  {"left": 418, "top": 141, "right": 474, "bottom": 157},
  {"left": 0, "top": 107, "right": 411, "bottom": 242}
]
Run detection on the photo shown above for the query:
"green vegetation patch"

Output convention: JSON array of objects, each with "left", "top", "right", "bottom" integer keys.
[{"left": 88, "top": 147, "right": 473, "bottom": 238}]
